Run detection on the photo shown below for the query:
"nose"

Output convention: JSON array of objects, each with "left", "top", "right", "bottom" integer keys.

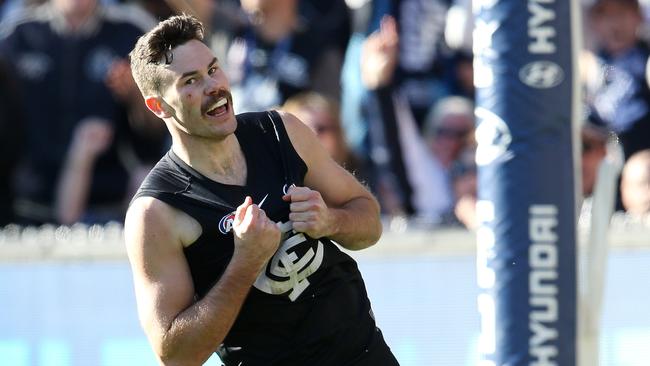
[{"left": 205, "top": 78, "right": 218, "bottom": 95}]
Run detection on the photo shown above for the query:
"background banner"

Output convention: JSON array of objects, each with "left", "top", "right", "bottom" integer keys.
[{"left": 474, "top": 0, "right": 578, "bottom": 364}]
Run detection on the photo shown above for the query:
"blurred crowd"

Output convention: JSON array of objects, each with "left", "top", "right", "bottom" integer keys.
[{"left": 0, "top": 0, "right": 649, "bottom": 228}]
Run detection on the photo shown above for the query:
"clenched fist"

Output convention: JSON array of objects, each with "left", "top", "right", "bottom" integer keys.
[
  {"left": 283, "top": 186, "right": 334, "bottom": 239},
  {"left": 231, "top": 196, "right": 281, "bottom": 271}
]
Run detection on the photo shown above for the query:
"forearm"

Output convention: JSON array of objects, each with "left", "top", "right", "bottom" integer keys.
[
  {"left": 55, "top": 158, "right": 93, "bottom": 225},
  {"left": 156, "top": 258, "right": 261, "bottom": 365},
  {"left": 327, "top": 196, "right": 382, "bottom": 250}
]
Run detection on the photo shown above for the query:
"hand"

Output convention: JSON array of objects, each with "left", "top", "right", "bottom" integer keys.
[
  {"left": 69, "top": 117, "right": 114, "bottom": 163},
  {"left": 231, "top": 196, "right": 281, "bottom": 270},
  {"left": 455, "top": 195, "right": 477, "bottom": 230},
  {"left": 360, "top": 15, "right": 399, "bottom": 90},
  {"left": 282, "top": 186, "right": 333, "bottom": 239}
]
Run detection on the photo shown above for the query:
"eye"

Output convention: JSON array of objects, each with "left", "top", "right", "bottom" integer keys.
[
  {"left": 208, "top": 66, "right": 217, "bottom": 75},
  {"left": 185, "top": 78, "right": 196, "bottom": 85}
]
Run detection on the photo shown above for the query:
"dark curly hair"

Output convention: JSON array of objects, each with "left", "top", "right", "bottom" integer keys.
[{"left": 129, "top": 14, "right": 205, "bottom": 96}]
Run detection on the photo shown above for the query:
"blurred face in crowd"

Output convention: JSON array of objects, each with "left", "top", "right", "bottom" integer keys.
[
  {"left": 621, "top": 151, "right": 650, "bottom": 215},
  {"left": 291, "top": 105, "right": 347, "bottom": 164},
  {"left": 429, "top": 113, "right": 474, "bottom": 168},
  {"left": 589, "top": 0, "right": 642, "bottom": 55},
  {"left": 151, "top": 40, "right": 236, "bottom": 140},
  {"left": 53, "top": 0, "right": 97, "bottom": 20},
  {"left": 240, "top": 0, "right": 294, "bottom": 16}
]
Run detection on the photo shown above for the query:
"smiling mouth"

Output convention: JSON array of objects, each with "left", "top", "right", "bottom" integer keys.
[{"left": 206, "top": 96, "right": 229, "bottom": 117}]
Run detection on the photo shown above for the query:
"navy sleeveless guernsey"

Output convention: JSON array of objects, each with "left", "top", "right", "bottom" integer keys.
[{"left": 132, "top": 111, "right": 396, "bottom": 366}]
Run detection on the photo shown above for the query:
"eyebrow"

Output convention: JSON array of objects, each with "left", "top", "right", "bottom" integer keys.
[{"left": 179, "top": 58, "right": 218, "bottom": 80}]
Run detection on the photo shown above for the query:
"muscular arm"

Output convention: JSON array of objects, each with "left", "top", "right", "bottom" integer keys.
[
  {"left": 125, "top": 196, "right": 279, "bottom": 365},
  {"left": 280, "top": 111, "right": 382, "bottom": 250}
]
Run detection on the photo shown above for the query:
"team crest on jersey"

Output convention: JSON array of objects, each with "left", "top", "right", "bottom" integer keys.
[
  {"left": 253, "top": 221, "right": 324, "bottom": 301},
  {"left": 218, "top": 211, "right": 236, "bottom": 234}
]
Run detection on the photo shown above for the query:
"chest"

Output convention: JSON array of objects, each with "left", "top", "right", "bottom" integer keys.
[{"left": 182, "top": 171, "right": 302, "bottom": 297}]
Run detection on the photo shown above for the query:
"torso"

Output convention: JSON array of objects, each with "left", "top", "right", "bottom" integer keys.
[{"left": 132, "top": 111, "right": 378, "bottom": 365}]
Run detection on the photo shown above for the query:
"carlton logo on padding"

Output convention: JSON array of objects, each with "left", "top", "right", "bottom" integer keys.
[
  {"left": 475, "top": 107, "right": 512, "bottom": 166},
  {"left": 518, "top": 61, "right": 564, "bottom": 89}
]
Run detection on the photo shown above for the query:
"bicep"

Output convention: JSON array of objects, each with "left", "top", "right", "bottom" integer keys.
[
  {"left": 281, "top": 112, "right": 375, "bottom": 207},
  {"left": 305, "top": 155, "right": 372, "bottom": 207},
  {"left": 125, "top": 198, "right": 195, "bottom": 342}
]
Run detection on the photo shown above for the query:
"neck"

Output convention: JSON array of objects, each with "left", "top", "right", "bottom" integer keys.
[{"left": 171, "top": 133, "right": 247, "bottom": 185}]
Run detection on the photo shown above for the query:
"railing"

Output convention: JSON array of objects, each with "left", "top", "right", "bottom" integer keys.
[{"left": 1, "top": 213, "right": 648, "bottom": 262}]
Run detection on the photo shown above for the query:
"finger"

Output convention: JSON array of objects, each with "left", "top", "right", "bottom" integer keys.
[
  {"left": 284, "top": 186, "right": 313, "bottom": 202},
  {"left": 235, "top": 196, "right": 252, "bottom": 224},
  {"left": 254, "top": 205, "right": 267, "bottom": 220},
  {"left": 242, "top": 203, "right": 256, "bottom": 227},
  {"left": 289, "top": 201, "right": 315, "bottom": 213},
  {"left": 380, "top": 16, "right": 398, "bottom": 46},
  {"left": 289, "top": 211, "right": 315, "bottom": 223},
  {"left": 291, "top": 221, "right": 311, "bottom": 233},
  {"left": 380, "top": 15, "right": 397, "bottom": 37}
]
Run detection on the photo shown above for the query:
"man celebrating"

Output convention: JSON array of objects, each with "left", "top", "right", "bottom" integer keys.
[{"left": 125, "top": 15, "right": 399, "bottom": 366}]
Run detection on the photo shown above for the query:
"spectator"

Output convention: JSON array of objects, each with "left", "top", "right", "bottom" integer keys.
[
  {"left": 359, "top": 16, "right": 458, "bottom": 221},
  {"left": 223, "top": 0, "right": 346, "bottom": 112},
  {"left": 162, "top": 0, "right": 246, "bottom": 55},
  {"left": 341, "top": 0, "right": 452, "bottom": 156},
  {"left": 0, "top": 0, "right": 157, "bottom": 224},
  {"left": 585, "top": 0, "right": 650, "bottom": 160},
  {"left": 423, "top": 96, "right": 476, "bottom": 226},
  {"left": 282, "top": 91, "right": 367, "bottom": 183},
  {"left": 423, "top": 96, "right": 475, "bottom": 174},
  {"left": 621, "top": 149, "right": 650, "bottom": 216}
]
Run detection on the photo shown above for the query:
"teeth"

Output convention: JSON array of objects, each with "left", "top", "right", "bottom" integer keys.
[{"left": 207, "top": 98, "right": 228, "bottom": 114}]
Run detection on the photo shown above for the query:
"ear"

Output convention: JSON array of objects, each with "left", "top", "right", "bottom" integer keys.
[{"left": 145, "top": 96, "right": 173, "bottom": 118}]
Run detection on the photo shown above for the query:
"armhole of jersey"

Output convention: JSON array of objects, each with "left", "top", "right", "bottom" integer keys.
[
  {"left": 130, "top": 190, "right": 208, "bottom": 231},
  {"left": 266, "top": 110, "right": 308, "bottom": 184},
  {"left": 130, "top": 190, "right": 178, "bottom": 209}
]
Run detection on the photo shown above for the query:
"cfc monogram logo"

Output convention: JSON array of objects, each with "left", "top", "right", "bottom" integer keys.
[{"left": 254, "top": 221, "right": 324, "bottom": 301}]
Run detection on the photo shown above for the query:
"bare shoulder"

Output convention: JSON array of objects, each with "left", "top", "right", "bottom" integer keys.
[
  {"left": 275, "top": 111, "right": 376, "bottom": 207},
  {"left": 276, "top": 110, "right": 326, "bottom": 164},
  {"left": 125, "top": 196, "right": 202, "bottom": 250},
  {"left": 276, "top": 110, "right": 310, "bottom": 141}
]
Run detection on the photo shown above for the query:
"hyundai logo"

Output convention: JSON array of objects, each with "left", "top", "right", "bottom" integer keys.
[{"left": 518, "top": 61, "right": 564, "bottom": 89}]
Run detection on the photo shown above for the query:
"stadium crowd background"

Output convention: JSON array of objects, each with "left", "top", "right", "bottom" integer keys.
[
  {"left": 1, "top": 1, "right": 650, "bottom": 365},
  {"left": 0, "top": 0, "right": 649, "bottom": 229}
]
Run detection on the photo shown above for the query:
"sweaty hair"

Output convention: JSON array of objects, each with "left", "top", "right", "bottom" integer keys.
[{"left": 129, "top": 14, "right": 205, "bottom": 96}]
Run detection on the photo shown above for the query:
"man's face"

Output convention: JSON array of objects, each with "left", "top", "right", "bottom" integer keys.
[
  {"left": 430, "top": 114, "right": 473, "bottom": 165},
  {"left": 159, "top": 40, "right": 236, "bottom": 139},
  {"left": 590, "top": 1, "right": 642, "bottom": 55},
  {"left": 53, "top": 0, "right": 97, "bottom": 18}
]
